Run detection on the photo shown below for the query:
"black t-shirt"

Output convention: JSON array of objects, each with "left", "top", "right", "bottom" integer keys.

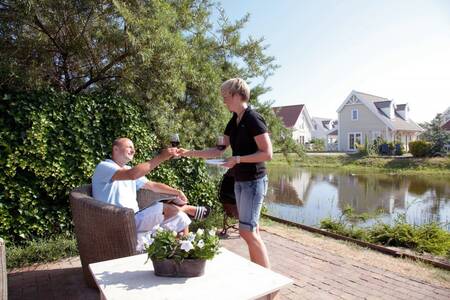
[{"left": 224, "top": 107, "right": 268, "bottom": 182}]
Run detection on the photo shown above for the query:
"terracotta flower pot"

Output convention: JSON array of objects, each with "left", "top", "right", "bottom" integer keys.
[{"left": 152, "top": 258, "right": 206, "bottom": 277}]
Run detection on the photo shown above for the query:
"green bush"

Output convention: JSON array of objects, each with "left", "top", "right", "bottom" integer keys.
[
  {"left": 0, "top": 89, "right": 219, "bottom": 245},
  {"left": 309, "top": 138, "right": 325, "bottom": 152},
  {"left": 409, "top": 141, "right": 432, "bottom": 157}
]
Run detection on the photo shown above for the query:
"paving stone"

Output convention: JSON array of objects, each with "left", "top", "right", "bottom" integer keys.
[{"left": 6, "top": 230, "right": 450, "bottom": 299}]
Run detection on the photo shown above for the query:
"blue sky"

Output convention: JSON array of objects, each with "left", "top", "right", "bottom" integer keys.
[{"left": 218, "top": 0, "right": 450, "bottom": 123}]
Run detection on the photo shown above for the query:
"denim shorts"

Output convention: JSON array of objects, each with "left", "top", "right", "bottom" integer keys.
[{"left": 234, "top": 175, "right": 268, "bottom": 232}]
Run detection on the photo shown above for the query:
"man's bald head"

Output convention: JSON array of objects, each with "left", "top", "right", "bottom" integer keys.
[
  {"left": 112, "top": 137, "right": 131, "bottom": 149},
  {"left": 112, "top": 137, "right": 135, "bottom": 165}
]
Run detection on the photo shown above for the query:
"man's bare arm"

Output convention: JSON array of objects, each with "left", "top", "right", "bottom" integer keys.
[{"left": 112, "top": 149, "right": 175, "bottom": 181}]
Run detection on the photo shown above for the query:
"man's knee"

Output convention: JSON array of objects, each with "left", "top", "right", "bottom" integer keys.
[{"left": 163, "top": 203, "right": 180, "bottom": 219}]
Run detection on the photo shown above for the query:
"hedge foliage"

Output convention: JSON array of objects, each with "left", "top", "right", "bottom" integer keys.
[
  {"left": 409, "top": 140, "right": 432, "bottom": 157},
  {"left": 0, "top": 89, "right": 218, "bottom": 245}
]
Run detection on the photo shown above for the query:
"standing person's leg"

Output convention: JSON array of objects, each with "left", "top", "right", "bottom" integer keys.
[{"left": 235, "top": 176, "right": 270, "bottom": 268}]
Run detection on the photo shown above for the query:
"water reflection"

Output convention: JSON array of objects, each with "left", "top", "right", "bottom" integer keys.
[{"left": 265, "top": 166, "right": 450, "bottom": 231}]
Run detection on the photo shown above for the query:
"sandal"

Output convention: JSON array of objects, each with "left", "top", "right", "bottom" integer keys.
[{"left": 193, "top": 206, "right": 211, "bottom": 221}]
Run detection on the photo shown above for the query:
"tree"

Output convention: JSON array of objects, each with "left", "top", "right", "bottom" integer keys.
[
  {"left": 0, "top": 0, "right": 285, "bottom": 149},
  {"left": 419, "top": 114, "right": 450, "bottom": 154}
]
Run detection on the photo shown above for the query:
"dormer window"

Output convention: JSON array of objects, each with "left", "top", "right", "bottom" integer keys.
[{"left": 351, "top": 109, "right": 358, "bottom": 120}]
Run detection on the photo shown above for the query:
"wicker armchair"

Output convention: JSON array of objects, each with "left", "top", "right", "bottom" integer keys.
[
  {"left": 69, "top": 184, "right": 162, "bottom": 288},
  {"left": 0, "top": 238, "right": 6, "bottom": 300}
]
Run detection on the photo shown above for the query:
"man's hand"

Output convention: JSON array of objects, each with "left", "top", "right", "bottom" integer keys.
[
  {"left": 176, "top": 148, "right": 191, "bottom": 157},
  {"left": 176, "top": 190, "right": 188, "bottom": 204},
  {"left": 159, "top": 147, "right": 178, "bottom": 160}
]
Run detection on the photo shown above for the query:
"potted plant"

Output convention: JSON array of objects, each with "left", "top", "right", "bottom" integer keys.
[{"left": 137, "top": 226, "right": 220, "bottom": 277}]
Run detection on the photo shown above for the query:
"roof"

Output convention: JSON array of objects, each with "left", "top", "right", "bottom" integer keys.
[
  {"left": 272, "top": 104, "right": 304, "bottom": 128},
  {"left": 338, "top": 91, "right": 424, "bottom": 132},
  {"left": 328, "top": 129, "right": 338, "bottom": 136},
  {"left": 374, "top": 101, "right": 391, "bottom": 109},
  {"left": 312, "top": 117, "right": 339, "bottom": 132},
  {"left": 442, "top": 120, "right": 450, "bottom": 131}
]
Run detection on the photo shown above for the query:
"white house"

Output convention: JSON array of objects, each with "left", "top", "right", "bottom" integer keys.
[
  {"left": 273, "top": 104, "right": 314, "bottom": 144},
  {"left": 442, "top": 107, "right": 450, "bottom": 124},
  {"left": 337, "top": 90, "right": 424, "bottom": 152},
  {"left": 311, "top": 117, "right": 338, "bottom": 150}
]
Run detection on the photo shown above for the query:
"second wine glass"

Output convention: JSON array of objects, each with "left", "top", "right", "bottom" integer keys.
[
  {"left": 216, "top": 135, "right": 226, "bottom": 151},
  {"left": 170, "top": 133, "right": 180, "bottom": 147}
]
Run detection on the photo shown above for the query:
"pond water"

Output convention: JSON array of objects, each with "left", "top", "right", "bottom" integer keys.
[{"left": 265, "top": 166, "right": 450, "bottom": 231}]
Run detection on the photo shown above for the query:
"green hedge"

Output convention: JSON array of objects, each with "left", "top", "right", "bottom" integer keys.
[
  {"left": 409, "top": 140, "right": 432, "bottom": 157},
  {"left": 0, "top": 90, "right": 219, "bottom": 245}
]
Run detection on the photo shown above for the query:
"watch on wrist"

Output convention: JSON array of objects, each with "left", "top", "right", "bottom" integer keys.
[{"left": 235, "top": 155, "right": 240, "bottom": 164}]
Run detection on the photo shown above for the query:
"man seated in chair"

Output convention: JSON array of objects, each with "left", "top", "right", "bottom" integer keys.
[{"left": 92, "top": 137, "right": 210, "bottom": 237}]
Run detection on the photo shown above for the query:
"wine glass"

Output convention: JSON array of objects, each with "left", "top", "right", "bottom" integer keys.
[
  {"left": 170, "top": 133, "right": 180, "bottom": 148},
  {"left": 216, "top": 135, "right": 226, "bottom": 151},
  {"left": 170, "top": 133, "right": 180, "bottom": 159}
]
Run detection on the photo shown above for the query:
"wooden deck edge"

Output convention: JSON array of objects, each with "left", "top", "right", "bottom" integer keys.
[{"left": 262, "top": 214, "right": 450, "bottom": 271}]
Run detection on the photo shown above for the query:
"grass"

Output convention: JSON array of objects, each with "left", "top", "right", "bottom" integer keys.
[
  {"left": 6, "top": 234, "right": 78, "bottom": 270},
  {"left": 319, "top": 210, "right": 450, "bottom": 260},
  {"left": 269, "top": 152, "right": 450, "bottom": 175}
]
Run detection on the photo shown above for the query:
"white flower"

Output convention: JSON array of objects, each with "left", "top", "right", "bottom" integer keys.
[
  {"left": 208, "top": 229, "right": 216, "bottom": 236},
  {"left": 172, "top": 231, "right": 178, "bottom": 237},
  {"left": 180, "top": 240, "right": 194, "bottom": 252},
  {"left": 136, "top": 232, "right": 154, "bottom": 252},
  {"left": 187, "top": 232, "right": 195, "bottom": 242},
  {"left": 136, "top": 240, "right": 145, "bottom": 252},
  {"left": 151, "top": 225, "right": 163, "bottom": 236},
  {"left": 144, "top": 237, "right": 154, "bottom": 246},
  {"left": 197, "top": 239, "right": 205, "bottom": 249},
  {"left": 196, "top": 228, "right": 204, "bottom": 236}
]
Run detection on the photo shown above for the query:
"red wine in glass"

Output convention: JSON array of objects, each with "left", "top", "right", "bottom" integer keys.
[
  {"left": 170, "top": 134, "right": 180, "bottom": 148},
  {"left": 216, "top": 135, "right": 226, "bottom": 150},
  {"left": 170, "top": 134, "right": 180, "bottom": 159}
]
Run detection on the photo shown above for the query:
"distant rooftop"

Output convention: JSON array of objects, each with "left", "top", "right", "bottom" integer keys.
[{"left": 272, "top": 104, "right": 304, "bottom": 128}]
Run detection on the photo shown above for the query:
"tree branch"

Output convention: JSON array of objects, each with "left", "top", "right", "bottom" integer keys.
[{"left": 72, "top": 51, "right": 132, "bottom": 93}]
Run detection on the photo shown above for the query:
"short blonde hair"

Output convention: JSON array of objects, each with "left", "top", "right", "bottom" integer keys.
[{"left": 221, "top": 78, "right": 250, "bottom": 101}]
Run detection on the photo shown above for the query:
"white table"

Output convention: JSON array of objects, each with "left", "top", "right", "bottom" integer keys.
[{"left": 89, "top": 247, "right": 293, "bottom": 300}]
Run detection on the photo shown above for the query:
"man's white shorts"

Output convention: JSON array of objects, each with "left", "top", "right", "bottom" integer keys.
[{"left": 134, "top": 202, "right": 191, "bottom": 233}]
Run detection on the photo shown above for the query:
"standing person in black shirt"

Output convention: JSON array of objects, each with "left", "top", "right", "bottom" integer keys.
[{"left": 179, "top": 78, "right": 273, "bottom": 268}]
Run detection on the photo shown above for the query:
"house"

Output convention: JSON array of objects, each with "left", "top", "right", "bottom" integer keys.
[
  {"left": 273, "top": 104, "right": 314, "bottom": 144},
  {"left": 441, "top": 109, "right": 450, "bottom": 152},
  {"left": 442, "top": 107, "right": 450, "bottom": 125},
  {"left": 311, "top": 117, "right": 338, "bottom": 150},
  {"left": 336, "top": 90, "right": 424, "bottom": 152},
  {"left": 443, "top": 120, "right": 450, "bottom": 132}
]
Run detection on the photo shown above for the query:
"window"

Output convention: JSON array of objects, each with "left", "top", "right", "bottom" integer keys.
[
  {"left": 351, "top": 109, "right": 358, "bottom": 120},
  {"left": 348, "top": 133, "right": 362, "bottom": 151},
  {"left": 298, "top": 136, "right": 305, "bottom": 144}
]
